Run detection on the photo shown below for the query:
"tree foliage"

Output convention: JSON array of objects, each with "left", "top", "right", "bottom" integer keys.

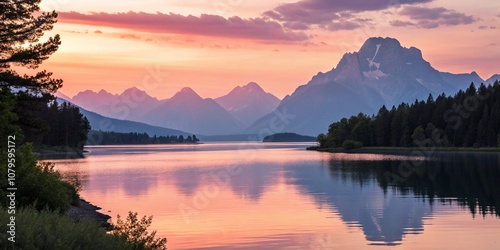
[
  {"left": 87, "top": 131, "right": 200, "bottom": 145},
  {"left": 0, "top": 0, "right": 62, "bottom": 98},
  {"left": 0, "top": 0, "right": 72, "bottom": 147},
  {"left": 318, "top": 82, "right": 500, "bottom": 148},
  {"left": 40, "top": 101, "right": 91, "bottom": 149}
]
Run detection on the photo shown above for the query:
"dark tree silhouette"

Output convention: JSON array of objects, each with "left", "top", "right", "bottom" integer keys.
[
  {"left": 1, "top": 0, "right": 66, "bottom": 145},
  {"left": 317, "top": 81, "right": 500, "bottom": 149}
]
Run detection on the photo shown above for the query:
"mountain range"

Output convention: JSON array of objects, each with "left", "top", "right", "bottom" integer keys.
[
  {"left": 215, "top": 82, "right": 280, "bottom": 126},
  {"left": 246, "top": 37, "right": 499, "bottom": 136},
  {"left": 62, "top": 82, "right": 280, "bottom": 135},
  {"left": 56, "top": 97, "right": 190, "bottom": 138},
  {"left": 70, "top": 87, "right": 161, "bottom": 122},
  {"left": 59, "top": 37, "right": 499, "bottom": 137}
]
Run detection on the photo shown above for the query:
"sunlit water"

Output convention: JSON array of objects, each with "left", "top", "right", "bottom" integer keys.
[{"left": 48, "top": 143, "right": 500, "bottom": 249}]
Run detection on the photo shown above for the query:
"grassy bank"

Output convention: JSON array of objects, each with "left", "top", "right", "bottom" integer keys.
[
  {"left": 0, "top": 206, "right": 131, "bottom": 249},
  {"left": 307, "top": 146, "right": 500, "bottom": 153}
]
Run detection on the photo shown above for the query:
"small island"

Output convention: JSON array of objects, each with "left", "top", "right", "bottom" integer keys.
[{"left": 263, "top": 132, "right": 316, "bottom": 142}]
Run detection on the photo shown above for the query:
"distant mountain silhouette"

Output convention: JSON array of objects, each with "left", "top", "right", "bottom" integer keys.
[
  {"left": 246, "top": 37, "right": 495, "bottom": 136},
  {"left": 71, "top": 87, "right": 162, "bottom": 123},
  {"left": 215, "top": 82, "right": 280, "bottom": 126},
  {"left": 440, "top": 71, "right": 484, "bottom": 91},
  {"left": 141, "top": 87, "right": 244, "bottom": 135},
  {"left": 56, "top": 98, "right": 190, "bottom": 139},
  {"left": 486, "top": 74, "right": 500, "bottom": 85},
  {"left": 54, "top": 91, "right": 73, "bottom": 101}
]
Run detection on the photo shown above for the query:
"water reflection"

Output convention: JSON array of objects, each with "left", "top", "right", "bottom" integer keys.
[
  {"left": 327, "top": 152, "right": 500, "bottom": 217},
  {"left": 286, "top": 152, "right": 500, "bottom": 245},
  {"left": 286, "top": 159, "right": 431, "bottom": 245},
  {"left": 48, "top": 144, "right": 500, "bottom": 249}
]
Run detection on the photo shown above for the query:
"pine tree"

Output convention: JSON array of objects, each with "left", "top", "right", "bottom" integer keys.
[
  {"left": 1, "top": 0, "right": 62, "bottom": 97},
  {"left": 1, "top": 0, "right": 63, "bottom": 144},
  {"left": 375, "top": 106, "right": 391, "bottom": 146},
  {"left": 486, "top": 102, "right": 500, "bottom": 147},
  {"left": 476, "top": 105, "right": 489, "bottom": 147}
]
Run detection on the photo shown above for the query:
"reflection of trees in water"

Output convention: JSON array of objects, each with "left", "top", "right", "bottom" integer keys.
[
  {"left": 328, "top": 152, "right": 500, "bottom": 217},
  {"left": 59, "top": 169, "right": 89, "bottom": 192}
]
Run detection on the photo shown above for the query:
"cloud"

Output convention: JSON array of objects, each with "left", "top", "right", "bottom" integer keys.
[
  {"left": 477, "top": 25, "right": 495, "bottom": 30},
  {"left": 263, "top": 0, "right": 432, "bottom": 31},
  {"left": 58, "top": 11, "right": 308, "bottom": 42},
  {"left": 398, "top": 6, "right": 476, "bottom": 28},
  {"left": 390, "top": 20, "right": 416, "bottom": 27},
  {"left": 326, "top": 21, "right": 362, "bottom": 31},
  {"left": 120, "top": 34, "right": 141, "bottom": 40}
]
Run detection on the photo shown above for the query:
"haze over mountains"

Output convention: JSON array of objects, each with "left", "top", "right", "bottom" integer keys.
[
  {"left": 141, "top": 87, "right": 243, "bottom": 135},
  {"left": 70, "top": 87, "right": 161, "bottom": 122},
  {"left": 60, "top": 37, "right": 499, "bottom": 137},
  {"left": 55, "top": 97, "right": 190, "bottom": 137},
  {"left": 215, "top": 82, "right": 280, "bottom": 126},
  {"left": 63, "top": 82, "right": 281, "bottom": 135}
]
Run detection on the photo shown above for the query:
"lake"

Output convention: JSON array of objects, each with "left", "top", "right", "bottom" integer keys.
[{"left": 49, "top": 142, "right": 500, "bottom": 249}]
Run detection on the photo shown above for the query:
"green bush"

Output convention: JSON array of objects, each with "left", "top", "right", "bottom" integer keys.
[
  {"left": 0, "top": 207, "right": 131, "bottom": 250},
  {"left": 1, "top": 144, "right": 80, "bottom": 213},
  {"left": 111, "top": 212, "right": 167, "bottom": 250},
  {"left": 342, "top": 140, "right": 363, "bottom": 150}
]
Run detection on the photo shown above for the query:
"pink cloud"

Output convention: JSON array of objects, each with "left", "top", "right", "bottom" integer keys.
[
  {"left": 263, "top": 0, "right": 432, "bottom": 30},
  {"left": 58, "top": 11, "right": 309, "bottom": 42},
  {"left": 398, "top": 6, "right": 476, "bottom": 28}
]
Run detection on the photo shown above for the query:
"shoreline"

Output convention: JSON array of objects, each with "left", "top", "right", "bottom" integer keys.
[
  {"left": 34, "top": 146, "right": 87, "bottom": 159},
  {"left": 65, "top": 198, "right": 112, "bottom": 230},
  {"left": 307, "top": 146, "right": 500, "bottom": 153}
]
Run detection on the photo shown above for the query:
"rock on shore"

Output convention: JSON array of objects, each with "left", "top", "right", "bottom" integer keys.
[{"left": 65, "top": 199, "right": 112, "bottom": 230}]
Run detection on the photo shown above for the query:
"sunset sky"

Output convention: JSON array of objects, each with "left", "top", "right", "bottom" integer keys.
[{"left": 35, "top": 0, "right": 500, "bottom": 100}]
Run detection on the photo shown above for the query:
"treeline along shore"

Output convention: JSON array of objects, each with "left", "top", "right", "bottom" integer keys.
[
  {"left": 87, "top": 131, "right": 200, "bottom": 145},
  {"left": 310, "top": 82, "right": 500, "bottom": 152}
]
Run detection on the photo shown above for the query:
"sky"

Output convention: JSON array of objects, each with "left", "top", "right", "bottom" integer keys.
[{"left": 32, "top": 0, "right": 500, "bottom": 100}]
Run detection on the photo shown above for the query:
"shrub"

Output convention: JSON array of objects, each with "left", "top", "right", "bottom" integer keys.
[
  {"left": 111, "top": 212, "right": 167, "bottom": 250},
  {"left": 10, "top": 144, "right": 80, "bottom": 212},
  {"left": 0, "top": 207, "right": 131, "bottom": 249}
]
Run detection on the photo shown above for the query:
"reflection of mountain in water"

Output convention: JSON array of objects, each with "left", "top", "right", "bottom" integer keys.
[
  {"left": 170, "top": 163, "right": 279, "bottom": 201},
  {"left": 286, "top": 160, "right": 432, "bottom": 245},
  {"left": 286, "top": 152, "right": 500, "bottom": 245}
]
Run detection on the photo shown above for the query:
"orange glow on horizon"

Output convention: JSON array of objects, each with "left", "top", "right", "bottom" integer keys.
[{"left": 27, "top": 1, "right": 500, "bottom": 100}]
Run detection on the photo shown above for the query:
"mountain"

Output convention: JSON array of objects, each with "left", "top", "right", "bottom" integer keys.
[
  {"left": 440, "top": 71, "right": 484, "bottom": 91},
  {"left": 56, "top": 98, "right": 190, "bottom": 139},
  {"left": 247, "top": 37, "right": 492, "bottom": 136},
  {"left": 72, "top": 89, "right": 116, "bottom": 113},
  {"left": 486, "top": 74, "right": 500, "bottom": 85},
  {"left": 54, "top": 91, "right": 73, "bottom": 101},
  {"left": 71, "top": 87, "right": 162, "bottom": 123},
  {"left": 215, "top": 82, "right": 280, "bottom": 126},
  {"left": 141, "top": 87, "right": 244, "bottom": 135}
]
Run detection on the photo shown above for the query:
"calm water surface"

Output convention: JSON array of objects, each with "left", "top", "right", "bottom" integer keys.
[{"left": 50, "top": 142, "right": 500, "bottom": 249}]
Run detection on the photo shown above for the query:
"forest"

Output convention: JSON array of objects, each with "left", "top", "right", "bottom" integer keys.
[
  {"left": 0, "top": 1, "right": 167, "bottom": 249},
  {"left": 87, "top": 131, "right": 200, "bottom": 145},
  {"left": 317, "top": 82, "right": 500, "bottom": 149}
]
